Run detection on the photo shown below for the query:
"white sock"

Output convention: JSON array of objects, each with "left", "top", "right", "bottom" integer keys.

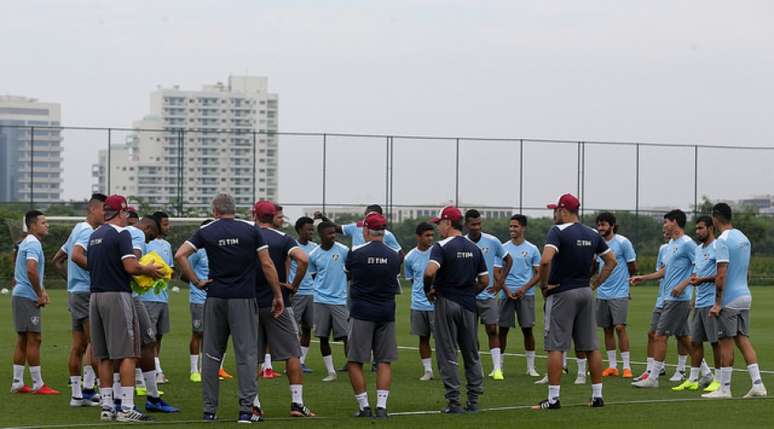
[
  {"left": 120, "top": 386, "right": 134, "bottom": 412},
  {"left": 30, "top": 366, "right": 44, "bottom": 390},
  {"left": 748, "top": 363, "right": 763, "bottom": 385},
  {"left": 135, "top": 369, "right": 146, "bottom": 388},
  {"left": 12, "top": 364, "right": 24, "bottom": 385},
  {"left": 721, "top": 367, "right": 733, "bottom": 393},
  {"left": 562, "top": 352, "right": 568, "bottom": 368},
  {"left": 143, "top": 371, "right": 159, "bottom": 398},
  {"left": 646, "top": 357, "right": 655, "bottom": 374},
  {"left": 220, "top": 352, "right": 226, "bottom": 370},
  {"left": 652, "top": 361, "right": 665, "bottom": 381},
  {"left": 253, "top": 394, "right": 262, "bottom": 409},
  {"left": 264, "top": 353, "right": 273, "bottom": 370},
  {"left": 607, "top": 350, "right": 617, "bottom": 369},
  {"left": 376, "top": 389, "right": 389, "bottom": 409},
  {"left": 100, "top": 387, "right": 114, "bottom": 409},
  {"left": 290, "top": 384, "right": 303, "bottom": 405},
  {"left": 491, "top": 348, "right": 502, "bottom": 371},
  {"left": 83, "top": 365, "right": 96, "bottom": 389},
  {"left": 323, "top": 355, "right": 335, "bottom": 374},
  {"left": 190, "top": 355, "right": 199, "bottom": 373},
  {"left": 700, "top": 360, "right": 712, "bottom": 377},
  {"left": 548, "top": 385, "right": 560, "bottom": 404},
  {"left": 714, "top": 368, "right": 721, "bottom": 382},
  {"left": 526, "top": 351, "right": 536, "bottom": 372},
  {"left": 355, "top": 392, "right": 369, "bottom": 410},
  {"left": 592, "top": 383, "right": 603, "bottom": 399},
  {"left": 689, "top": 367, "right": 700, "bottom": 382},
  {"left": 677, "top": 355, "right": 688, "bottom": 371},
  {"left": 422, "top": 358, "right": 432, "bottom": 373},
  {"left": 154, "top": 357, "right": 163, "bottom": 374},
  {"left": 621, "top": 352, "right": 631, "bottom": 370},
  {"left": 112, "top": 373, "right": 121, "bottom": 399},
  {"left": 71, "top": 376, "right": 83, "bottom": 398},
  {"left": 577, "top": 358, "right": 587, "bottom": 376},
  {"left": 300, "top": 347, "right": 309, "bottom": 365}
]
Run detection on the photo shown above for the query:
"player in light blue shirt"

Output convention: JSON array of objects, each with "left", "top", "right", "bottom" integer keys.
[
  {"left": 187, "top": 230, "right": 209, "bottom": 380},
  {"left": 289, "top": 216, "right": 319, "bottom": 372},
  {"left": 314, "top": 204, "right": 403, "bottom": 253},
  {"left": 464, "top": 209, "right": 511, "bottom": 379},
  {"left": 708, "top": 203, "right": 766, "bottom": 398},
  {"left": 404, "top": 222, "right": 436, "bottom": 380}
]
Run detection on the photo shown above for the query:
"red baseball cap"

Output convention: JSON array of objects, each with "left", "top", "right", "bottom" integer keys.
[
  {"left": 363, "top": 212, "right": 387, "bottom": 230},
  {"left": 104, "top": 195, "right": 128, "bottom": 219},
  {"left": 431, "top": 206, "right": 463, "bottom": 224},
  {"left": 253, "top": 200, "right": 277, "bottom": 218},
  {"left": 547, "top": 193, "right": 580, "bottom": 211}
]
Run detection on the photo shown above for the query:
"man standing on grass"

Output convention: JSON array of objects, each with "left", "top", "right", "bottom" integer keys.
[
  {"left": 702, "top": 203, "right": 767, "bottom": 399},
  {"left": 498, "top": 214, "right": 542, "bottom": 378},
  {"left": 346, "top": 212, "right": 402, "bottom": 419},
  {"left": 404, "top": 222, "right": 436, "bottom": 381},
  {"left": 534, "top": 194, "right": 617, "bottom": 410},
  {"left": 289, "top": 216, "right": 319, "bottom": 373},
  {"left": 423, "top": 206, "right": 489, "bottom": 414},
  {"left": 175, "top": 193, "right": 284, "bottom": 423},
  {"left": 593, "top": 212, "right": 637, "bottom": 379},
  {"left": 315, "top": 204, "right": 404, "bottom": 255},
  {"left": 10, "top": 210, "right": 59, "bottom": 396}
]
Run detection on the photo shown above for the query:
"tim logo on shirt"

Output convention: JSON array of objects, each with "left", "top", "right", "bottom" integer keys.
[
  {"left": 218, "top": 238, "right": 239, "bottom": 246},
  {"left": 456, "top": 251, "right": 474, "bottom": 259},
  {"left": 576, "top": 240, "right": 592, "bottom": 247},
  {"left": 368, "top": 257, "right": 388, "bottom": 265}
]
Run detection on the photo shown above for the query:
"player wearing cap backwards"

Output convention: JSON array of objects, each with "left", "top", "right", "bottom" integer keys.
[
  {"left": 175, "top": 193, "right": 284, "bottom": 423},
  {"left": 289, "top": 217, "right": 319, "bottom": 374},
  {"left": 424, "top": 206, "right": 489, "bottom": 414},
  {"left": 10, "top": 210, "right": 59, "bottom": 396},
  {"left": 593, "top": 212, "right": 637, "bottom": 379},
  {"left": 346, "top": 212, "right": 402, "bottom": 419},
  {"left": 257, "top": 204, "right": 288, "bottom": 379},
  {"left": 52, "top": 193, "right": 107, "bottom": 406},
  {"left": 87, "top": 195, "right": 164, "bottom": 422},
  {"left": 314, "top": 204, "right": 403, "bottom": 254},
  {"left": 534, "top": 194, "right": 617, "bottom": 410},
  {"left": 251, "top": 201, "right": 315, "bottom": 419},
  {"left": 404, "top": 222, "right": 437, "bottom": 381}
]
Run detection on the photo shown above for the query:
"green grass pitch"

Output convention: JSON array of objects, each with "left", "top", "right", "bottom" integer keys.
[{"left": 1, "top": 283, "right": 773, "bottom": 428}]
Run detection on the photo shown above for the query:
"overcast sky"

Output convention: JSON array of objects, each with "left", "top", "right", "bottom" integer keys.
[{"left": 3, "top": 0, "right": 774, "bottom": 217}]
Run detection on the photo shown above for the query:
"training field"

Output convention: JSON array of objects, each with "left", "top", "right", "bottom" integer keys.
[{"left": 2, "top": 284, "right": 773, "bottom": 428}]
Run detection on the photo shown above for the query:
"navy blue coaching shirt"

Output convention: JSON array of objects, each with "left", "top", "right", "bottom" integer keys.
[
  {"left": 345, "top": 240, "right": 401, "bottom": 322},
  {"left": 87, "top": 224, "right": 136, "bottom": 293},
  {"left": 186, "top": 218, "right": 267, "bottom": 299},
  {"left": 255, "top": 226, "right": 299, "bottom": 308},
  {"left": 545, "top": 222, "right": 610, "bottom": 296},
  {"left": 428, "top": 236, "right": 488, "bottom": 312}
]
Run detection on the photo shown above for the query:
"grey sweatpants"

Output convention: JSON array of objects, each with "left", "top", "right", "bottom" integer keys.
[
  {"left": 433, "top": 296, "right": 484, "bottom": 406},
  {"left": 202, "top": 297, "right": 258, "bottom": 415}
]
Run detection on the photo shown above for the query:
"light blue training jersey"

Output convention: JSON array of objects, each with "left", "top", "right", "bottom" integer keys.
[
  {"left": 404, "top": 247, "right": 433, "bottom": 311},
  {"left": 715, "top": 228, "right": 752, "bottom": 306},
  {"left": 62, "top": 221, "right": 94, "bottom": 294},
  {"left": 342, "top": 222, "right": 402, "bottom": 252},
  {"left": 289, "top": 241, "right": 318, "bottom": 296},
  {"left": 13, "top": 234, "right": 45, "bottom": 301},
  {"left": 466, "top": 233, "right": 507, "bottom": 301},
  {"left": 308, "top": 242, "right": 349, "bottom": 305},
  {"left": 596, "top": 234, "right": 637, "bottom": 300},
  {"left": 655, "top": 241, "right": 671, "bottom": 309},
  {"left": 137, "top": 237, "right": 173, "bottom": 303},
  {"left": 500, "top": 239, "right": 540, "bottom": 298},
  {"left": 693, "top": 241, "right": 717, "bottom": 309},
  {"left": 188, "top": 248, "right": 208, "bottom": 305},
  {"left": 663, "top": 235, "right": 697, "bottom": 302}
]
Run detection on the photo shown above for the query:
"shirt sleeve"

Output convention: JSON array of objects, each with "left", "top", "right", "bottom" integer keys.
[
  {"left": 476, "top": 249, "right": 488, "bottom": 277},
  {"left": 21, "top": 242, "right": 38, "bottom": 262},
  {"left": 624, "top": 239, "right": 636, "bottom": 263},
  {"left": 341, "top": 223, "right": 355, "bottom": 237},
  {"left": 307, "top": 252, "right": 317, "bottom": 275},
  {"left": 285, "top": 237, "right": 300, "bottom": 256},
  {"left": 75, "top": 227, "right": 91, "bottom": 250},
  {"left": 531, "top": 246, "right": 541, "bottom": 267},
  {"left": 545, "top": 227, "right": 560, "bottom": 252},
  {"left": 187, "top": 228, "right": 204, "bottom": 251},
  {"left": 429, "top": 243, "right": 443, "bottom": 268},
  {"left": 595, "top": 235, "right": 610, "bottom": 256},
  {"left": 715, "top": 239, "right": 729, "bottom": 264},
  {"left": 344, "top": 249, "right": 353, "bottom": 273},
  {"left": 131, "top": 231, "right": 145, "bottom": 252},
  {"left": 118, "top": 230, "right": 136, "bottom": 260},
  {"left": 165, "top": 242, "right": 175, "bottom": 267},
  {"left": 404, "top": 253, "right": 414, "bottom": 280},
  {"left": 687, "top": 241, "right": 697, "bottom": 265},
  {"left": 385, "top": 231, "right": 402, "bottom": 252},
  {"left": 254, "top": 227, "right": 268, "bottom": 252}
]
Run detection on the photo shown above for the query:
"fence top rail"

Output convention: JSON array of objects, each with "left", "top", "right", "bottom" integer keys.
[{"left": 1, "top": 124, "right": 773, "bottom": 150}]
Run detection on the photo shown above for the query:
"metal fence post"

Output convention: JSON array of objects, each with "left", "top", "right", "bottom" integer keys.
[
  {"left": 455, "top": 138, "right": 460, "bottom": 206},
  {"left": 106, "top": 128, "right": 111, "bottom": 195},
  {"left": 29, "top": 126, "right": 34, "bottom": 208},
  {"left": 252, "top": 131, "right": 257, "bottom": 203},
  {"left": 519, "top": 139, "right": 524, "bottom": 213},
  {"left": 322, "top": 133, "right": 327, "bottom": 214},
  {"left": 635, "top": 143, "right": 640, "bottom": 251},
  {"left": 694, "top": 145, "right": 699, "bottom": 217}
]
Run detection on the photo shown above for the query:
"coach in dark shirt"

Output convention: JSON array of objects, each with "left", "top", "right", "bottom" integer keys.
[
  {"left": 534, "top": 193, "right": 617, "bottom": 411},
  {"left": 175, "top": 193, "right": 283, "bottom": 423},
  {"left": 423, "top": 206, "right": 489, "bottom": 414}
]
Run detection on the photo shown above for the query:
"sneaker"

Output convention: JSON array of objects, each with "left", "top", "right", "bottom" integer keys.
[
  {"left": 354, "top": 406, "right": 373, "bottom": 418},
  {"left": 589, "top": 397, "right": 605, "bottom": 408},
  {"left": 190, "top": 372, "right": 202, "bottom": 383},
  {"left": 669, "top": 369, "right": 686, "bottom": 382},
  {"left": 322, "top": 372, "right": 337, "bottom": 382},
  {"left": 703, "top": 380, "right": 721, "bottom": 393},
  {"left": 259, "top": 368, "right": 281, "bottom": 379},
  {"left": 238, "top": 410, "right": 262, "bottom": 423},
  {"left": 116, "top": 408, "right": 152, "bottom": 422},
  {"left": 702, "top": 389, "right": 732, "bottom": 399},
  {"left": 419, "top": 371, "right": 433, "bottom": 381},
  {"left": 491, "top": 369, "right": 504, "bottom": 381},
  {"left": 659, "top": 367, "right": 666, "bottom": 377},
  {"left": 100, "top": 407, "right": 116, "bottom": 422},
  {"left": 156, "top": 372, "right": 169, "bottom": 384},
  {"left": 533, "top": 399, "right": 561, "bottom": 410},
  {"left": 464, "top": 402, "right": 479, "bottom": 413},
  {"left": 145, "top": 397, "right": 179, "bottom": 413},
  {"left": 672, "top": 380, "right": 699, "bottom": 391},
  {"left": 562, "top": 365, "right": 569, "bottom": 374},
  {"left": 70, "top": 396, "right": 100, "bottom": 407},
  {"left": 135, "top": 387, "right": 164, "bottom": 397},
  {"left": 218, "top": 368, "right": 233, "bottom": 380},
  {"left": 337, "top": 364, "right": 349, "bottom": 373},
  {"left": 574, "top": 375, "right": 586, "bottom": 385},
  {"left": 488, "top": 368, "right": 496, "bottom": 377},
  {"left": 743, "top": 384, "right": 768, "bottom": 398},
  {"left": 250, "top": 406, "right": 264, "bottom": 421},
  {"left": 526, "top": 368, "right": 541, "bottom": 377},
  {"left": 622, "top": 368, "right": 634, "bottom": 379},
  {"left": 202, "top": 412, "right": 216, "bottom": 421},
  {"left": 290, "top": 402, "right": 316, "bottom": 417},
  {"left": 11, "top": 383, "right": 33, "bottom": 394},
  {"left": 33, "top": 385, "right": 61, "bottom": 395},
  {"left": 535, "top": 375, "right": 549, "bottom": 385},
  {"left": 375, "top": 407, "right": 388, "bottom": 419},
  {"left": 633, "top": 371, "right": 650, "bottom": 382},
  {"left": 632, "top": 377, "right": 659, "bottom": 388},
  {"left": 698, "top": 373, "right": 714, "bottom": 389},
  {"left": 82, "top": 388, "right": 100, "bottom": 401},
  {"left": 440, "top": 404, "right": 465, "bottom": 414},
  {"left": 602, "top": 367, "right": 620, "bottom": 377},
  {"left": 300, "top": 363, "right": 313, "bottom": 374}
]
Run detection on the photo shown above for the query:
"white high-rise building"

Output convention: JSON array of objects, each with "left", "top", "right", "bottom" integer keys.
[
  {"left": 94, "top": 76, "right": 278, "bottom": 210},
  {"left": 0, "top": 96, "right": 63, "bottom": 203}
]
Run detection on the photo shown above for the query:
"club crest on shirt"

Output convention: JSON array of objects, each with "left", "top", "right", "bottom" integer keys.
[
  {"left": 332, "top": 254, "right": 340, "bottom": 262},
  {"left": 479, "top": 246, "right": 489, "bottom": 255},
  {"left": 521, "top": 251, "right": 529, "bottom": 258}
]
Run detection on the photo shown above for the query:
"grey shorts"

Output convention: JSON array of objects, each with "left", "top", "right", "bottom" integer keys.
[
  {"left": 12, "top": 296, "right": 41, "bottom": 333},
  {"left": 68, "top": 293, "right": 90, "bottom": 331},
  {"left": 718, "top": 307, "right": 750, "bottom": 339},
  {"left": 190, "top": 303, "right": 204, "bottom": 334},
  {"left": 476, "top": 299, "right": 499, "bottom": 325},
  {"left": 314, "top": 302, "right": 349, "bottom": 339},
  {"left": 90, "top": 292, "right": 141, "bottom": 360},
  {"left": 544, "top": 287, "right": 597, "bottom": 352},
  {"left": 133, "top": 298, "right": 156, "bottom": 345},
  {"left": 650, "top": 307, "right": 663, "bottom": 332},
  {"left": 143, "top": 301, "right": 170, "bottom": 336},
  {"left": 498, "top": 295, "right": 536, "bottom": 328},
  {"left": 257, "top": 307, "right": 301, "bottom": 361},
  {"left": 410, "top": 310, "right": 434, "bottom": 337},
  {"left": 691, "top": 307, "right": 719, "bottom": 343},
  {"left": 595, "top": 298, "right": 629, "bottom": 328},
  {"left": 347, "top": 318, "right": 398, "bottom": 364},
  {"left": 290, "top": 294, "right": 314, "bottom": 329},
  {"left": 655, "top": 300, "right": 691, "bottom": 337}
]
